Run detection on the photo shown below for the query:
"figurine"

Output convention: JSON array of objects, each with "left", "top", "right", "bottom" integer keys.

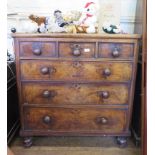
[
  {"left": 53, "top": 10, "right": 77, "bottom": 33},
  {"left": 29, "top": 14, "right": 46, "bottom": 26},
  {"left": 29, "top": 14, "right": 48, "bottom": 33},
  {"left": 102, "top": 22, "right": 122, "bottom": 34},
  {"left": 75, "top": 2, "right": 98, "bottom": 33},
  {"left": 63, "top": 10, "right": 81, "bottom": 23},
  {"left": 54, "top": 10, "right": 71, "bottom": 27}
]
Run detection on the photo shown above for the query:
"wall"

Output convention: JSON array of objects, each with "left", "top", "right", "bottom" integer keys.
[
  {"left": 7, "top": 0, "right": 91, "bottom": 13},
  {"left": 7, "top": 0, "right": 140, "bottom": 33}
]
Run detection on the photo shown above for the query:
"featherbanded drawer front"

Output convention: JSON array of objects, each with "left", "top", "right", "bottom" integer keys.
[
  {"left": 13, "top": 34, "right": 140, "bottom": 147},
  {"left": 22, "top": 83, "right": 129, "bottom": 105},
  {"left": 58, "top": 42, "right": 96, "bottom": 58},
  {"left": 23, "top": 106, "right": 127, "bottom": 134},
  {"left": 20, "top": 60, "right": 132, "bottom": 82},
  {"left": 98, "top": 42, "right": 134, "bottom": 59},
  {"left": 20, "top": 41, "right": 57, "bottom": 57}
]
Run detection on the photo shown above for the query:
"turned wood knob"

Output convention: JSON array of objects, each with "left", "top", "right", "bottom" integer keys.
[
  {"left": 112, "top": 47, "right": 120, "bottom": 57},
  {"left": 43, "top": 90, "right": 51, "bottom": 98},
  {"left": 33, "top": 48, "right": 41, "bottom": 55},
  {"left": 73, "top": 49, "right": 81, "bottom": 56},
  {"left": 96, "top": 117, "right": 108, "bottom": 124},
  {"left": 43, "top": 116, "right": 51, "bottom": 124},
  {"left": 103, "top": 68, "right": 111, "bottom": 76},
  {"left": 71, "top": 44, "right": 81, "bottom": 56},
  {"left": 42, "top": 90, "right": 56, "bottom": 98},
  {"left": 101, "top": 91, "right": 109, "bottom": 99},
  {"left": 100, "top": 117, "right": 108, "bottom": 124},
  {"left": 40, "top": 67, "right": 49, "bottom": 74}
]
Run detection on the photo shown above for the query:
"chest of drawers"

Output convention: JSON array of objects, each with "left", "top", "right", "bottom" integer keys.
[{"left": 13, "top": 33, "right": 140, "bottom": 147}]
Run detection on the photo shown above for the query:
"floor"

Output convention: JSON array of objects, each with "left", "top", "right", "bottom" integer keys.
[{"left": 10, "top": 135, "right": 140, "bottom": 155}]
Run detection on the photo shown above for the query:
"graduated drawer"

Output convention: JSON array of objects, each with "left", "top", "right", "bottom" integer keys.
[
  {"left": 22, "top": 83, "right": 129, "bottom": 105},
  {"left": 20, "top": 60, "right": 132, "bottom": 82},
  {"left": 58, "top": 42, "right": 95, "bottom": 58},
  {"left": 98, "top": 42, "right": 134, "bottom": 59},
  {"left": 24, "top": 106, "right": 127, "bottom": 133},
  {"left": 19, "top": 41, "right": 57, "bottom": 57}
]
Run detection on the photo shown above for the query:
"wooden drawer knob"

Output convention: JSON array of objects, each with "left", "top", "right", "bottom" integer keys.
[
  {"left": 96, "top": 117, "right": 108, "bottom": 124},
  {"left": 71, "top": 44, "right": 82, "bottom": 56},
  {"left": 40, "top": 67, "right": 49, "bottom": 74},
  {"left": 43, "top": 90, "right": 51, "bottom": 98},
  {"left": 43, "top": 116, "right": 52, "bottom": 124},
  {"left": 73, "top": 49, "right": 81, "bottom": 56},
  {"left": 33, "top": 48, "right": 42, "bottom": 55},
  {"left": 40, "top": 67, "right": 56, "bottom": 75},
  {"left": 42, "top": 90, "right": 57, "bottom": 98},
  {"left": 112, "top": 47, "right": 120, "bottom": 57},
  {"left": 101, "top": 91, "right": 109, "bottom": 99},
  {"left": 103, "top": 68, "right": 111, "bottom": 76},
  {"left": 100, "top": 117, "right": 108, "bottom": 124}
]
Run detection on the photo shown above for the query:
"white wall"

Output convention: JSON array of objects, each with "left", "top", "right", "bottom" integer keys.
[
  {"left": 7, "top": 0, "right": 139, "bottom": 33},
  {"left": 7, "top": 0, "right": 98, "bottom": 14}
]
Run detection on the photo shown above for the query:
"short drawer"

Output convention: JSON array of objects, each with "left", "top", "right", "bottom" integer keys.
[
  {"left": 58, "top": 42, "right": 95, "bottom": 58},
  {"left": 20, "top": 60, "right": 132, "bottom": 82},
  {"left": 19, "top": 41, "right": 56, "bottom": 57},
  {"left": 22, "top": 83, "right": 129, "bottom": 105},
  {"left": 98, "top": 43, "right": 134, "bottom": 59},
  {"left": 24, "top": 106, "right": 127, "bottom": 133}
]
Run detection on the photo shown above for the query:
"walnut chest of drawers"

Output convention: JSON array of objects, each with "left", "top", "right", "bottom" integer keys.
[{"left": 13, "top": 33, "right": 140, "bottom": 147}]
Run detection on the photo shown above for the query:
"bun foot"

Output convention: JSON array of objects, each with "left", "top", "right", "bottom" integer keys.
[
  {"left": 23, "top": 137, "right": 33, "bottom": 147},
  {"left": 116, "top": 136, "right": 128, "bottom": 148}
]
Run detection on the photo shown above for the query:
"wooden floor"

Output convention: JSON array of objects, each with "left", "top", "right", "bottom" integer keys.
[{"left": 10, "top": 136, "right": 140, "bottom": 155}]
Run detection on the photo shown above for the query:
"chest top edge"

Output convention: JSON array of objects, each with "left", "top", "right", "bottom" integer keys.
[{"left": 11, "top": 33, "right": 141, "bottom": 40}]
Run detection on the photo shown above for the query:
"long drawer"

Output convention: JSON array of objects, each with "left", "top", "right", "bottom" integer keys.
[
  {"left": 20, "top": 60, "right": 132, "bottom": 82},
  {"left": 24, "top": 106, "right": 127, "bottom": 133},
  {"left": 22, "top": 83, "right": 129, "bottom": 105}
]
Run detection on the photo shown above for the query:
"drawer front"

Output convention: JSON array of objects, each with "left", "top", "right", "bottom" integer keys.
[
  {"left": 22, "top": 83, "right": 129, "bottom": 105},
  {"left": 21, "top": 60, "right": 132, "bottom": 82},
  {"left": 59, "top": 42, "right": 95, "bottom": 58},
  {"left": 24, "top": 107, "right": 127, "bottom": 133},
  {"left": 20, "top": 42, "right": 56, "bottom": 57},
  {"left": 98, "top": 43, "right": 134, "bottom": 59}
]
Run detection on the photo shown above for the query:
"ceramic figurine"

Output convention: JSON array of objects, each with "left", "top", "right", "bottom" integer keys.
[
  {"left": 53, "top": 10, "right": 77, "bottom": 33},
  {"left": 102, "top": 22, "right": 122, "bottom": 34},
  {"left": 29, "top": 14, "right": 48, "bottom": 33},
  {"left": 54, "top": 10, "right": 71, "bottom": 27},
  {"left": 75, "top": 2, "right": 98, "bottom": 33}
]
